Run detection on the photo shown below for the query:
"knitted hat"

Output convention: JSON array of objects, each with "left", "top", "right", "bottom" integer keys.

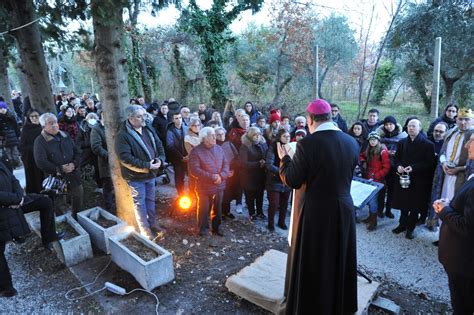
[
  {"left": 269, "top": 112, "right": 281, "bottom": 124},
  {"left": 383, "top": 115, "right": 397, "bottom": 125},
  {"left": 0, "top": 101, "right": 8, "bottom": 109},
  {"left": 306, "top": 99, "right": 331, "bottom": 115},
  {"left": 368, "top": 131, "right": 380, "bottom": 141}
]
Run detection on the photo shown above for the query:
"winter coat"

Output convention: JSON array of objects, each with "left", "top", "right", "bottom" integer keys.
[
  {"left": 359, "top": 148, "right": 391, "bottom": 183},
  {"left": 188, "top": 143, "right": 230, "bottom": 194},
  {"left": 116, "top": 121, "right": 165, "bottom": 181},
  {"left": 76, "top": 121, "right": 96, "bottom": 166},
  {"left": 279, "top": 126, "right": 359, "bottom": 314},
  {"left": 0, "top": 162, "right": 30, "bottom": 242},
  {"left": 332, "top": 114, "right": 348, "bottom": 133},
  {"left": 376, "top": 123, "right": 407, "bottom": 169},
  {"left": 361, "top": 119, "right": 381, "bottom": 134},
  {"left": 239, "top": 135, "right": 267, "bottom": 191},
  {"left": 0, "top": 110, "right": 20, "bottom": 148},
  {"left": 245, "top": 108, "right": 260, "bottom": 126},
  {"left": 427, "top": 114, "right": 457, "bottom": 139},
  {"left": 90, "top": 123, "right": 110, "bottom": 178},
  {"left": 392, "top": 134, "right": 436, "bottom": 211},
  {"left": 152, "top": 113, "right": 169, "bottom": 143},
  {"left": 218, "top": 141, "right": 239, "bottom": 170},
  {"left": 227, "top": 127, "right": 246, "bottom": 151},
  {"left": 58, "top": 116, "right": 79, "bottom": 142},
  {"left": 265, "top": 142, "right": 291, "bottom": 192},
  {"left": 19, "top": 121, "right": 44, "bottom": 193},
  {"left": 34, "top": 130, "right": 82, "bottom": 187},
  {"left": 438, "top": 177, "right": 474, "bottom": 278},
  {"left": 184, "top": 130, "right": 200, "bottom": 155},
  {"left": 165, "top": 124, "right": 187, "bottom": 165}
]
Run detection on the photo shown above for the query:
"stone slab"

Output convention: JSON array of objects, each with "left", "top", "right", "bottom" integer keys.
[
  {"left": 225, "top": 249, "right": 380, "bottom": 314},
  {"left": 109, "top": 231, "right": 174, "bottom": 291},
  {"left": 371, "top": 296, "right": 401, "bottom": 315},
  {"left": 77, "top": 207, "right": 128, "bottom": 254}
]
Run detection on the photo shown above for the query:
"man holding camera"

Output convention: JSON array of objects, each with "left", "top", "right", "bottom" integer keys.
[{"left": 116, "top": 105, "right": 165, "bottom": 240}]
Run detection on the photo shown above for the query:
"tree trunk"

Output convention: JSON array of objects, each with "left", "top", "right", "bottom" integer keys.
[
  {"left": 173, "top": 44, "right": 189, "bottom": 102},
  {"left": 0, "top": 43, "right": 12, "bottom": 109},
  {"left": 318, "top": 66, "right": 330, "bottom": 99},
  {"left": 443, "top": 78, "right": 455, "bottom": 105},
  {"left": 273, "top": 49, "right": 284, "bottom": 104},
  {"left": 92, "top": 0, "right": 136, "bottom": 227},
  {"left": 8, "top": 0, "right": 54, "bottom": 113},
  {"left": 14, "top": 59, "right": 29, "bottom": 97}
]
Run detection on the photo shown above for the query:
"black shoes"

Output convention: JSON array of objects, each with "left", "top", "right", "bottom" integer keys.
[
  {"left": 44, "top": 231, "right": 66, "bottom": 251},
  {"left": 211, "top": 230, "right": 224, "bottom": 237},
  {"left": 223, "top": 213, "right": 235, "bottom": 220},
  {"left": 392, "top": 225, "right": 406, "bottom": 234},
  {"left": 256, "top": 213, "right": 266, "bottom": 220},
  {"left": 432, "top": 240, "right": 439, "bottom": 247},
  {"left": 277, "top": 222, "right": 288, "bottom": 230},
  {"left": 268, "top": 225, "right": 275, "bottom": 232},
  {"left": 0, "top": 287, "right": 17, "bottom": 298},
  {"left": 405, "top": 230, "right": 415, "bottom": 240},
  {"left": 385, "top": 209, "right": 395, "bottom": 219}
]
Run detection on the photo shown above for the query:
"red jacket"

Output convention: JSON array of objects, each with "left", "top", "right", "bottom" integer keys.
[{"left": 359, "top": 148, "right": 390, "bottom": 183}]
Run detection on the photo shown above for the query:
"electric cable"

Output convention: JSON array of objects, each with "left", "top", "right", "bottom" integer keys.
[
  {"left": 64, "top": 258, "right": 112, "bottom": 301},
  {"left": 126, "top": 288, "right": 160, "bottom": 315}
]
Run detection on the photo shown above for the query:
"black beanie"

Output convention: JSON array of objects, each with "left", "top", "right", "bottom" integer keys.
[{"left": 383, "top": 115, "right": 397, "bottom": 125}]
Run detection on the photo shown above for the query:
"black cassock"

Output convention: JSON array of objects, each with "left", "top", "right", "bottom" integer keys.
[{"left": 280, "top": 128, "right": 359, "bottom": 314}]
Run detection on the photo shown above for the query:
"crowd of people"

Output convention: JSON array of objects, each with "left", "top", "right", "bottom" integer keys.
[{"left": 1, "top": 90, "right": 473, "bottom": 310}]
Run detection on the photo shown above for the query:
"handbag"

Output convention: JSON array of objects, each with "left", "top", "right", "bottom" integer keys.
[{"left": 41, "top": 175, "right": 67, "bottom": 194}]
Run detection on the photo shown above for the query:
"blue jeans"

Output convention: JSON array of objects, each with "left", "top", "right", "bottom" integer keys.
[
  {"left": 128, "top": 178, "right": 156, "bottom": 237},
  {"left": 367, "top": 195, "right": 379, "bottom": 214}
]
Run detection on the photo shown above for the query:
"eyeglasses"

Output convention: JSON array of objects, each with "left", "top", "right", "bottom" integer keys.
[
  {"left": 434, "top": 130, "right": 445, "bottom": 133},
  {"left": 29, "top": 115, "right": 39, "bottom": 118},
  {"left": 447, "top": 110, "right": 457, "bottom": 113}
]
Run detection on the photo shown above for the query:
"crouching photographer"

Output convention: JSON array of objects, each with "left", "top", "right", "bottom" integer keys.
[{"left": 1, "top": 158, "right": 63, "bottom": 298}]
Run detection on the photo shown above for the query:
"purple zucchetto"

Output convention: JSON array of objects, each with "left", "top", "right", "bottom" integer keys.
[{"left": 306, "top": 99, "right": 331, "bottom": 115}]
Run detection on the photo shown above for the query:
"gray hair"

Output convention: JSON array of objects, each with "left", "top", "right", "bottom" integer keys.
[
  {"left": 199, "top": 126, "right": 215, "bottom": 143},
  {"left": 214, "top": 127, "right": 226, "bottom": 135},
  {"left": 295, "top": 116, "right": 306, "bottom": 123},
  {"left": 189, "top": 116, "right": 201, "bottom": 126},
  {"left": 246, "top": 126, "right": 261, "bottom": 139},
  {"left": 85, "top": 113, "right": 99, "bottom": 120},
  {"left": 235, "top": 108, "right": 245, "bottom": 117},
  {"left": 126, "top": 105, "right": 145, "bottom": 118},
  {"left": 39, "top": 113, "right": 57, "bottom": 127}
]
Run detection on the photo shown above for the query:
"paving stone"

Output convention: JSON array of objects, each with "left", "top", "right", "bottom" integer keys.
[{"left": 371, "top": 296, "right": 401, "bottom": 315}]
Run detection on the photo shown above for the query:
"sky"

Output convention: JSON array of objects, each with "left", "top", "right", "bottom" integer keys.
[{"left": 137, "top": 0, "right": 396, "bottom": 42}]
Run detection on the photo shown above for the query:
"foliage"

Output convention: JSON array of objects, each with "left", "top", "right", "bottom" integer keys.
[
  {"left": 388, "top": 0, "right": 474, "bottom": 109},
  {"left": 371, "top": 60, "right": 395, "bottom": 105},
  {"left": 179, "top": 0, "right": 263, "bottom": 110}
]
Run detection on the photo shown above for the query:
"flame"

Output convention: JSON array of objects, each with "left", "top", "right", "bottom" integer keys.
[
  {"left": 124, "top": 226, "right": 135, "bottom": 233},
  {"left": 178, "top": 196, "right": 192, "bottom": 210}
]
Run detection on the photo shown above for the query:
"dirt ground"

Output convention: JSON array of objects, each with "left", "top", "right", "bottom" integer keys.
[{"left": 3, "top": 176, "right": 452, "bottom": 313}]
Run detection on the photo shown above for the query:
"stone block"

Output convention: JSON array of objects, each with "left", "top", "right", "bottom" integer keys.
[
  {"left": 77, "top": 207, "right": 127, "bottom": 254},
  {"left": 371, "top": 296, "right": 401, "bottom": 315},
  {"left": 109, "top": 231, "right": 174, "bottom": 291},
  {"left": 226, "top": 249, "right": 380, "bottom": 315},
  {"left": 54, "top": 214, "right": 94, "bottom": 267}
]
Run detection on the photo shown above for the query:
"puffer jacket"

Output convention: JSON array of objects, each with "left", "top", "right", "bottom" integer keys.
[
  {"left": 0, "top": 162, "right": 30, "bottom": 242},
  {"left": 90, "top": 123, "right": 110, "bottom": 178},
  {"left": 0, "top": 110, "right": 20, "bottom": 147},
  {"left": 188, "top": 143, "right": 230, "bottom": 194},
  {"left": 359, "top": 147, "right": 391, "bottom": 183}
]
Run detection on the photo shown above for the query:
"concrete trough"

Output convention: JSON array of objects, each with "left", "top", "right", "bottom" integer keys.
[
  {"left": 109, "top": 231, "right": 174, "bottom": 291},
  {"left": 77, "top": 207, "right": 127, "bottom": 254},
  {"left": 53, "top": 214, "right": 93, "bottom": 267}
]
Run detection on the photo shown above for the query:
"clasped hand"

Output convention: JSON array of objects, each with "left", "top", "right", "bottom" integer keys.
[
  {"left": 433, "top": 199, "right": 448, "bottom": 214},
  {"left": 397, "top": 165, "right": 412, "bottom": 174}
]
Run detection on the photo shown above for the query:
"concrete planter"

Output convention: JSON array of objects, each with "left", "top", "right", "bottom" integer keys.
[
  {"left": 77, "top": 207, "right": 127, "bottom": 254},
  {"left": 109, "top": 231, "right": 174, "bottom": 290},
  {"left": 53, "top": 214, "right": 93, "bottom": 267}
]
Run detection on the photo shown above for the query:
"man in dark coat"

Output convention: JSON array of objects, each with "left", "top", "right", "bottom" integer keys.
[
  {"left": 116, "top": 105, "right": 165, "bottom": 239},
  {"left": 433, "top": 135, "right": 474, "bottom": 314},
  {"left": 330, "top": 103, "right": 348, "bottom": 133},
  {"left": 0, "top": 160, "right": 63, "bottom": 297},
  {"left": 166, "top": 112, "right": 188, "bottom": 196},
  {"left": 152, "top": 103, "right": 170, "bottom": 144},
  {"left": 361, "top": 108, "right": 381, "bottom": 133},
  {"left": 392, "top": 119, "right": 436, "bottom": 239},
  {"left": 188, "top": 127, "right": 230, "bottom": 236},
  {"left": 34, "top": 113, "right": 83, "bottom": 216},
  {"left": 278, "top": 99, "right": 359, "bottom": 314}
]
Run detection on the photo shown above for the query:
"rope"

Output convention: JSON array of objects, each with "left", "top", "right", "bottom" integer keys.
[{"left": 0, "top": 18, "right": 41, "bottom": 36}]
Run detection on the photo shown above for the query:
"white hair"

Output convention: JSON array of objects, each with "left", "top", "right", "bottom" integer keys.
[
  {"left": 199, "top": 126, "right": 215, "bottom": 143},
  {"left": 39, "top": 113, "right": 57, "bottom": 127},
  {"left": 295, "top": 116, "right": 306, "bottom": 123},
  {"left": 214, "top": 127, "right": 226, "bottom": 135},
  {"left": 85, "top": 113, "right": 99, "bottom": 120}
]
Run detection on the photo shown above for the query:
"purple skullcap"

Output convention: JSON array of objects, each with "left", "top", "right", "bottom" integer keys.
[
  {"left": 0, "top": 101, "right": 9, "bottom": 109},
  {"left": 306, "top": 99, "right": 331, "bottom": 115}
]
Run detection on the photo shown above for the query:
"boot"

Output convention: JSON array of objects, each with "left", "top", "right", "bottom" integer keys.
[
  {"left": 377, "top": 208, "right": 385, "bottom": 218},
  {"left": 362, "top": 215, "right": 371, "bottom": 224},
  {"left": 367, "top": 213, "right": 377, "bottom": 231},
  {"left": 385, "top": 208, "right": 395, "bottom": 219}
]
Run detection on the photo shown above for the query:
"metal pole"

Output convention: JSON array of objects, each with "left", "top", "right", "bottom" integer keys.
[
  {"left": 430, "top": 37, "right": 441, "bottom": 119},
  {"left": 315, "top": 44, "right": 319, "bottom": 99},
  {"left": 90, "top": 77, "right": 94, "bottom": 94}
]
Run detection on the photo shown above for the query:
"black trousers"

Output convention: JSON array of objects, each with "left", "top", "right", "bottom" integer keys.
[
  {"left": 197, "top": 191, "right": 223, "bottom": 234},
  {"left": 399, "top": 208, "right": 419, "bottom": 232},
  {"left": 447, "top": 272, "right": 474, "bottom": 315},
  {"left": 0, "top": 241, "right": 12, "bottom": 290},
  {"left": 222, "top": 174, "right": 243, "bottom": 215},
  {"left": 173, "top": 163, "right": 186, "bottom": 196},
  {"left": 244, "top": 189, "right": 264, "bottom": 216},
  {"left": 267, "top": 191, "right": 290, "bottom": 226},
  {"left": 22, "top": 194, "right": 57, "bottom": 245},
  {"left": 102, "top": 177, "right": 116, "bottom": 214}
]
